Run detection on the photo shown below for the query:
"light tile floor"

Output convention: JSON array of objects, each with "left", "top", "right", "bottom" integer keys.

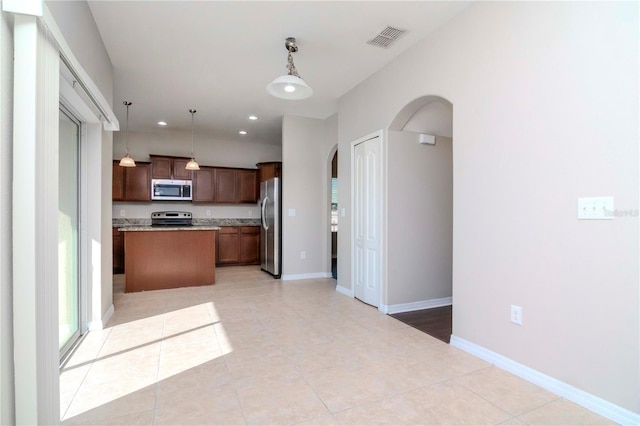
[{"left": 60, "top": 266, "right": 614, "bottom": 425}]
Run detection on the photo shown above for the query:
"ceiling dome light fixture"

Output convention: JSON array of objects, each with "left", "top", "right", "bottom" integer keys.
[
  {"left": 118, "top": 101, "right": 136, "bottom": 167},
  {"left": 185, "top": 108, "right": 200, "bottom": 171},
  {"left": 266, "top": 37, "right": 313, "bottom": 100}
]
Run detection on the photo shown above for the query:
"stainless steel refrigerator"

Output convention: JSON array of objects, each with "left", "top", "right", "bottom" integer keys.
[{"left": 260, "top": 177, "right": 281, "bottom": 278}]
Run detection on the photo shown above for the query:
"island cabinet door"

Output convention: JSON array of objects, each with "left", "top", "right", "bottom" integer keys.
[{"left": 217, "top": 227, "right": 240, "bottom": 264}]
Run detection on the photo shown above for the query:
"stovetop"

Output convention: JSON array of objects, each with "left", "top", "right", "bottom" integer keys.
[{"left": 151, "top": 211, "right": 192, "bottom": 227}]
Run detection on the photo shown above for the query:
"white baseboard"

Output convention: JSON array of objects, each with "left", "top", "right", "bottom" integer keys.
[
  {"left": 281, "top": 272, "right": 333, "bottom": 281},
  {"left": 379, "top": 296, "right": 452, "bottom": 314},
  {"left": 87, "top": 304, "right": 114, "bottom": 331},
  {"left": 335, "top": 285, "right": 354, "bottom": 297},
  {"left": 450, "top": 335, "right": 640, "bottom": 425}
]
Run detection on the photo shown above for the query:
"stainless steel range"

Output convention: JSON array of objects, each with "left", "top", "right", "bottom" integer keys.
[{"left": 151, "top": 211, "right": 193, "bottom": 227}]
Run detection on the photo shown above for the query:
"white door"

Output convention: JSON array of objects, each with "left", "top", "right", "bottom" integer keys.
[{"left": 353, "top": 135, "right": 382, "bottom": 307}]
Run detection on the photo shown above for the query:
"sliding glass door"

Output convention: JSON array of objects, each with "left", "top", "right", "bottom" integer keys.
[{"left": 58, "top": 106, "right": 81, "bottom": 358}]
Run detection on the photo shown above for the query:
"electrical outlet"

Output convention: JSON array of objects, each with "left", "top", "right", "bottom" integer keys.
[
  {"left": 300, "top": 251, "right": 306, "bottom": 259},
  {"left": 119, "top": 209, "right": 125, "bottom": 217},
  {"left": 510, "top": 305, "right": 523, "bottom": 325},
  {"left": 206, "top": 210, "right": 211, "bottom": 217}
]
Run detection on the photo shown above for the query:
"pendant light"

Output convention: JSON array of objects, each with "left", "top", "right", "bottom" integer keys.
[
  {"left": 185, "top": 108, "right": 200, "bottom": 171},
  {"left": 118, "top": 101, "right": 136, "bottom": 167},
  {"left": 266, "top": 37, "right": 313, "bottom": 100}
]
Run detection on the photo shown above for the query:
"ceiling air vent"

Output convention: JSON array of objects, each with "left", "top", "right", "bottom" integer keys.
[{"left": 367, "top": 26, "right": 407, "bottom": 48}]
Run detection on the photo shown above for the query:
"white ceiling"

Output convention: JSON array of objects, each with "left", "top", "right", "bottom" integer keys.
[{"left": 87, "top": 1, "right": 471, "bottom": 146}]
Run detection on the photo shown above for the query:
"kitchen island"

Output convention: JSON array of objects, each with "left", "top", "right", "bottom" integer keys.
[{"left": 119, "top": 225, "right": 220, "bottom": 293}]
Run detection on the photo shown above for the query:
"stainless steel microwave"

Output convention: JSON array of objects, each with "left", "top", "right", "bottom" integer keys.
[{"left": 151, "top": 179, "right": 192, "bottom": 201}]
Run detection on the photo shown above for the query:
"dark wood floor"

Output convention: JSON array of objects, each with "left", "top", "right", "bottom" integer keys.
[{"left": 391, "top": 305, "right": 452, "bottom": 343}]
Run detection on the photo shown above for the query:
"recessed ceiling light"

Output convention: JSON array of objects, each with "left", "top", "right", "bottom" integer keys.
[
  {"left": 248, "top": 115, "right": 258, "bottom": 120},
  {"left": 239, "top": 130, "right": 248, "bottom": 135},
  {"left": 157, "top": 121, "right": 167, "bottom": 126}
]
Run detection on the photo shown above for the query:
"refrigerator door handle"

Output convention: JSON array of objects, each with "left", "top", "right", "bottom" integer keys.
[{"left": 261, "top": 197, "right": 269, "bottom": 230}]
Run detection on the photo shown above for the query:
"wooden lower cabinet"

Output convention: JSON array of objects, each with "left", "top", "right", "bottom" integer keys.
[
  {"left": 240, "top": 227, "right": 260, "bottom": 264},
  {"left": 113, "top": 227, "right": 124, "bottom": 273},
  {"left": 216, "top": 226, "right": 260, "bottom": 266}
]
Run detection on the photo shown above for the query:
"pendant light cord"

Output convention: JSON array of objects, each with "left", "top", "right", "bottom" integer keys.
[
  {"left": 123, "top": 101, "right": 132, "bottom": 156},
  {"left": 189, "top": 109, "right": 196, "bottom": 158}
]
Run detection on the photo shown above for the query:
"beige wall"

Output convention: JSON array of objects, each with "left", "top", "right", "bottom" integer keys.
[
  {"left": 387, "top": 132, "right": 452, "bottom": 305},
  {"left": 46, "top": 0, "right": 112, "bottom": 102},
  {"left": 0, "top": 7, "right": 14, "bottom": 425},
  {"left": 113, "top": 128, "right": 282, "bottom": 170},
  {"left": 282, "top": 114, "right": 337, "bottom": 278},
  {"left": 337, "top": 1, "right": 638, "bottom": 413}
]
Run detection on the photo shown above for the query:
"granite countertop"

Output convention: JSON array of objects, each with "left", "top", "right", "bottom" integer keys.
[
  {"left": 113, "top": 218, "right": 262, "bottom": 228},
  {"left": 118, "top": 225, "right": 221, "bottom": 232}
]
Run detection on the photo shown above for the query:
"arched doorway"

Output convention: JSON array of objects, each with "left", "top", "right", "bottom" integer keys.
[
  {"left": 386, "top": 95, "right": 454, "bottom": 343},
  {"left": 329, "top": 148, "right": 338, "bottom": 279}
]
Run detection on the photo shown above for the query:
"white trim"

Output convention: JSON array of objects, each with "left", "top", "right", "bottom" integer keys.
[
  {"left": 41, "top": 4, "right": 118, "bottom": 131},
  {"left": 450, "top": 335, "right": 640, "bottom": 426},
  {"left": 88, "top": 304, "right": 113, "bottom": 331},
  {"left": 281, "top": 272, "right": 333, "bottom": 281},
  {"left": 379, "top": 296, "right": 452, "bottom": 314},
  {"left": 59, "top": 76, "right": 99, "bottom": 124},
  {"left": 12, "top": 15, "right": 59, "bottom": 425},
  {"left": 2, "top": 0, "right": 43, "bottom": 16},
  {"left": 336, "top": 285, "right": 354, "bottom": 298}
]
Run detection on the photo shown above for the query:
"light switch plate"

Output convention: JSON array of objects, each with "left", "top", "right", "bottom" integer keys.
[
  {"left": 578, "top": 196, "right": 614, "bottom": 220},
  {"left": 288, "top": 208, "right": 296, "bottom": 217}
]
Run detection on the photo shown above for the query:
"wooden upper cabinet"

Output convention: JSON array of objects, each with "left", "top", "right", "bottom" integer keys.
[
  {"left": 192, "top": 166, "right": 215, "bottom": 202},
  {"left": 124, "top": 162, "right": 151, "bottom": 201},
  {"left": 257, "top": 162, "right": 282, "bottom": 183},
  {"left": 236, "top": 170, "right": 258, "bottom": 203},
  {"left": 116, "top": 155, "right": 258, "bottom": 204},
  {"left": 150, "top": 155, "right": 192, "bottom": 180},
  {"left": 214, "top": 168, "right": 237, "bottom": 204},
  {"left": 113, "top": 161, "right": 151, "bottom": 201},
  {"left": 213, "top": 168, "right": 258, "bottom": 204},
  {"left": 172, "top": 158, "right": 192, "bottom": 179},
  {"left": 112, "top": 162, "right": 125, "bottom": 201}
]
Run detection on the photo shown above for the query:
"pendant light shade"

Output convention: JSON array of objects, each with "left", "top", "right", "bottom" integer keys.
[
  {"left": 266, "top": 37, "right": 313, "bottom": 100},
  {"left": 186, "top": 109, "right": 200, "bottom": 171},
  {"left": 118, "top": 155, "right": 135, "bottom": 167},
  {"left": 119, "top": 101, "right": 136, "bottom": 167}
]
